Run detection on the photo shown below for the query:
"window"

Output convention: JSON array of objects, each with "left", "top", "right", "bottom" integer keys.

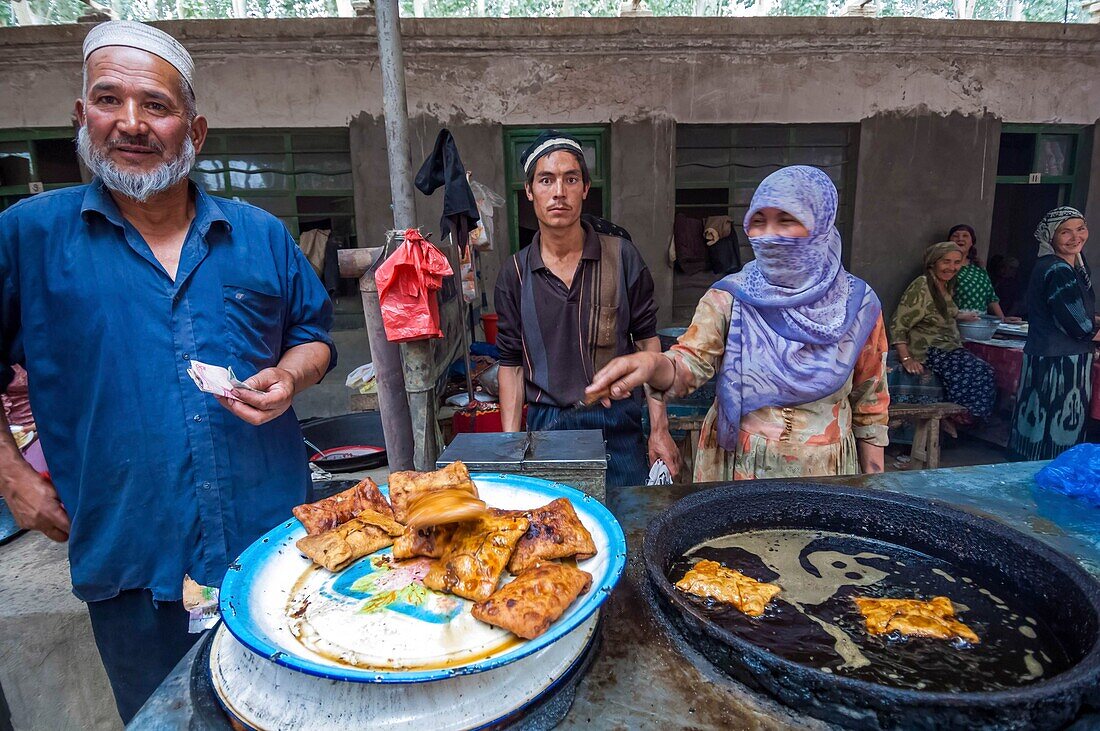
[
  {"left": 193, "top": 129, "right": 357, "bottom": 246},
  {"left": 672, "top": 124, "right": 859, "bottom": 323},
  {"left": 0, "top": 128, "right": 83, "bottom": 212},
  {"left": 503, "top": 126, "right": 610, "bottom": 252}
]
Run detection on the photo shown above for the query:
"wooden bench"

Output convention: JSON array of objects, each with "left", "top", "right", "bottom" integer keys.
[{"left": 888, "top": 402, "right": 967, "bottom": 470}]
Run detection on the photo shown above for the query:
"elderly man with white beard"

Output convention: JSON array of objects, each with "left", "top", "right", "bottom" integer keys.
[{"left": 0, "top": 21, "right": 336, "bottom": 721}]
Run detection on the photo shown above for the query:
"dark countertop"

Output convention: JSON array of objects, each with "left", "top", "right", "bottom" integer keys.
[{"left": 133, "top": 461, "right": 1100, "bottom": 730}]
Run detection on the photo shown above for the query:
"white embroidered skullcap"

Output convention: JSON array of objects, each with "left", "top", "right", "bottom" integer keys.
[{"left": 83, "top": 20, "right": 195, "bottom": 91}]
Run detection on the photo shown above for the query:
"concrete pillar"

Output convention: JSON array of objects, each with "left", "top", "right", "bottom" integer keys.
[
  {"left": 850, "top": 111, "right": 1001, "bottom": 316},
  {"left": 1082, "top": 120, "right": 1100, "bottom": 275},
  {"left": 610, "top": 118, "right": 676, "bottom": 329}
]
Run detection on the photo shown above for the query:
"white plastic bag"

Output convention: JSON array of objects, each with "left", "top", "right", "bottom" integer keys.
[
  {"left": 468, "top": 177, "right": 505, "bottom": 251},
  {"left": 646, "top": 459, "right": 674, "bottom": 486},
  {"left": 345, "top": 363, "right": 377, "bottom": 394}
]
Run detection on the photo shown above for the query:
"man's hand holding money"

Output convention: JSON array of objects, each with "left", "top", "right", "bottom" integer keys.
[{"left": 214, "top": 367, "right": 297, "bottom": 426}]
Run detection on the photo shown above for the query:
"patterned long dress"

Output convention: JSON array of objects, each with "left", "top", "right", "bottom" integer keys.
[
  {"left": 1010, "top": 257, "right": 1096, "bottom": 460},
  {"left": 655, "top": 289, "right": 890, "bottom": 483}
]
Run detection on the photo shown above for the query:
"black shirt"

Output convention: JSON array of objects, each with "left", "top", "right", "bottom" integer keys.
[{"left": 494, "top": 222, "right": 658, "bottom": 407}]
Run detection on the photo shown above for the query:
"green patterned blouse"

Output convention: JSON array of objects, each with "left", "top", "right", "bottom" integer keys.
[
  {"left": 889, "top": 276, "right": 963, "bottom": 362},
  {"left": 953, "top": 263, "right": 999, "bottom": 313}
]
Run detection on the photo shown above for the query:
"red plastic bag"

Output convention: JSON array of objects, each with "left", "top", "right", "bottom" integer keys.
[{"left": 375, "top": 229, "right": 454, "bottom": 343}]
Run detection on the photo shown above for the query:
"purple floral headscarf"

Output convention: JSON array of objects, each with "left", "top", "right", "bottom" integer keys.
[{"left": 711, "top": 166, "right": 881, "bottom": 451}]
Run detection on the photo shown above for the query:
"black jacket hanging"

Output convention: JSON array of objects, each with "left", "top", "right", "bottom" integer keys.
[{"left": 415, "top": 129, "right": 481, "bottom": 245}]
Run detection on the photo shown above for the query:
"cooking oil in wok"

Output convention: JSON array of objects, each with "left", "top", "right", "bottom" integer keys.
[{"left": 668, "top": 529, "right": 1071, "bottom": 693}]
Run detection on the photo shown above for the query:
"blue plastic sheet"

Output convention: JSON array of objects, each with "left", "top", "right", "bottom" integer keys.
[{"left": 1036, "top": 445, "right": 1100, "bottom": 506}]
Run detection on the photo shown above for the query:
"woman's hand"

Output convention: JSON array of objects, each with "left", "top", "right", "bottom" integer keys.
[
  {"left": 1003, "top": 316, "right": 1024, "bottom": 324},
  {"left": 901, "top": 358, "right": 925, "bottom": 376},
  {"left": 957, "top": 311, "right": 981, "bottom": 323},
  {"left": 648, "top": 429, "right": 682, "bottom": 478},
  {"left": 586, "top": 352, "right": 669, "bottom": 405}
]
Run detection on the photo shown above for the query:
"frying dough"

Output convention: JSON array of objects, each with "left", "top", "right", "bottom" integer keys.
[
  {"left": 292, "top": 478, "right": 393, "bottom": 535},
  {"left": 295, "top": 510, "right": 405, "bottom": 572},
  {"left": 423, "top": 513, "right": 529, "bottom": 602},
  {"left": 473, "top": 562, "right": 592, "bottom": 639},
  {"left": 507, "top": 498, "right": 597, "bottom": 574},
  {"left": 392, "top": 524, "right": 457, "bottom": 560},
  {"left": 675, "top": 559, "right": 781, "bottom": 617},
  {"left": 388, "top": 461, "right": 478, "bottom": 523},
  {"left": 854, "top": 596, "right": 980, "bottom": 643}
]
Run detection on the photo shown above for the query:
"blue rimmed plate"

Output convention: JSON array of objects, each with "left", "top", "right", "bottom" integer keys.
[{"left": 219, "top": 473, "right": 626, "bottom": 683}]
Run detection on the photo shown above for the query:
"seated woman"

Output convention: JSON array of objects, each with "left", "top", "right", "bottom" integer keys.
[
  {"left": 891, "top": 242, "right": 996, "bottom": 433},
  {"left": 948, "top": 223, "right": 1020, "bottom": 322},
  {"left": 1010, "top": 207, "right": 1098, "bottom": 460},
  {"left": 591, "top": 165, "right": 890, "bottom": 483}
]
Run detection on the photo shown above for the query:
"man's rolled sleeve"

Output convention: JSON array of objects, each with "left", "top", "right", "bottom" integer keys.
[
  {"left": 494, "top": 258, "right": 523, "bottom": 368},
  {"left": 282, "top": 234, "right": 337, "bottom": 376}
]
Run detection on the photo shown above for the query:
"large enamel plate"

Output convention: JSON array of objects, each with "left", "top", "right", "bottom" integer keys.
[{"left": 219, "top": 473, "right": 626, "bottom": 683}]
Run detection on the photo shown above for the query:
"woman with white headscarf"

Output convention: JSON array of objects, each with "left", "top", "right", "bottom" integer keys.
[
  {"left": 1009, "top": 207, "right": 1098, "bottom": 460},
  {"left": 586, "top": 166, "right": 890, "bottom": 482}
]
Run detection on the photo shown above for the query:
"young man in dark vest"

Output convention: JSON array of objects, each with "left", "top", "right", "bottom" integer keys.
[{"left": 494, "top": 130, "right": 679, "bottom": 487}]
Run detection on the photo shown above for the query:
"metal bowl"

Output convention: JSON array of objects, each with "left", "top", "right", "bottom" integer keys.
[
  {"left": 643, "top": 482, "right": 1100, "bottom": 730},
  {"left": 958, "top": 315, "right": 1002, "bottom": 341}
]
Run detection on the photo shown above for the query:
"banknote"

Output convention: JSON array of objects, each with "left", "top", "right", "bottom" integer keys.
[{"left": 187, "top": 360, "right": 262, "bottom": 401}]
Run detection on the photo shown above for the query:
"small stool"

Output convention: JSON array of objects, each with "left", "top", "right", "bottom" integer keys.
[{"left": 888, "top": 402, "right": 967, "bottom": 469}]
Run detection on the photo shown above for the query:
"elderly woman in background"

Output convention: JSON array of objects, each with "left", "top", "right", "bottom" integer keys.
[
  {"left": 1010, "top": 207, "right": 1098, "bottom": 460},
  {"left": 948, "top": 223, "right": 1019, "bottom": 322},
  {"left": 891, "top": 242, "right": 996, "bottom": 433},
  {"left": 587, "top": 165, "right": 890, "bottom": 482}
]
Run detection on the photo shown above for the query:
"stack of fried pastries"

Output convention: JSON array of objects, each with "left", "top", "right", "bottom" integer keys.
[{"left": 292, "top": 462, "right": 596, "bottom": 639}]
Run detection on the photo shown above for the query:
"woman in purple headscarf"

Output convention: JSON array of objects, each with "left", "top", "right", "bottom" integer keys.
[{"left": 587, "top": 166, "right": 890, "bottom": 482}]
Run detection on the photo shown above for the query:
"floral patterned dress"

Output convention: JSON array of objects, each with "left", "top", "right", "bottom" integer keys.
[{"left": 656, "top": 288, "right": 890, "bottom": 483}]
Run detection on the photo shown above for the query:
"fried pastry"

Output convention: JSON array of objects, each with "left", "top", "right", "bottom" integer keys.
[
  {"left": 295, "top": 510, "right": 405, "bottom": 572},
  {"left": 675, "top": 559, "right": 781, "bottom": 617},
  {"left": 388, "top": 461, "right": 478, "bottom": 523},
  {"left": 392, "top": 523, "right": 457, "bottom": 560},
  {"left": 854, "top": 596, "right": 980, "bottom": 643},
  {"left": 423, "top": 513, "right": 530, "bottom": 602},
  {"left": 507, "top": 498, "right": 597, "bottom": 574},
  {"left": 293, "top": 478, "right": 393, "bottom": 535},
  {"left": 473, "top": 562, "right": 593, "bottom": 640},
  {"left": 405, "top": 487, "right": 487, "bottom": 529}
]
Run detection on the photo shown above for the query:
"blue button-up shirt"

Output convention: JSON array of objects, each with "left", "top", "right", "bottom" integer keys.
[{"left": 0, "top": 180, "right": 336, "bottom": 602}]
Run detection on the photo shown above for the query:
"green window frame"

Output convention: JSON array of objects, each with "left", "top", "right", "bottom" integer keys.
[
  {"left": 193, "top": 128, "right": 356, "bottom": 239},
  {"left": 503, "top": 125, "right": 611, "bottom": 253},
  {"left": 994, "top": 123, "right": 1091, "bottom": 207},
  {"left": 0, "top": 127, "right": 83, "bottom": 212}
]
